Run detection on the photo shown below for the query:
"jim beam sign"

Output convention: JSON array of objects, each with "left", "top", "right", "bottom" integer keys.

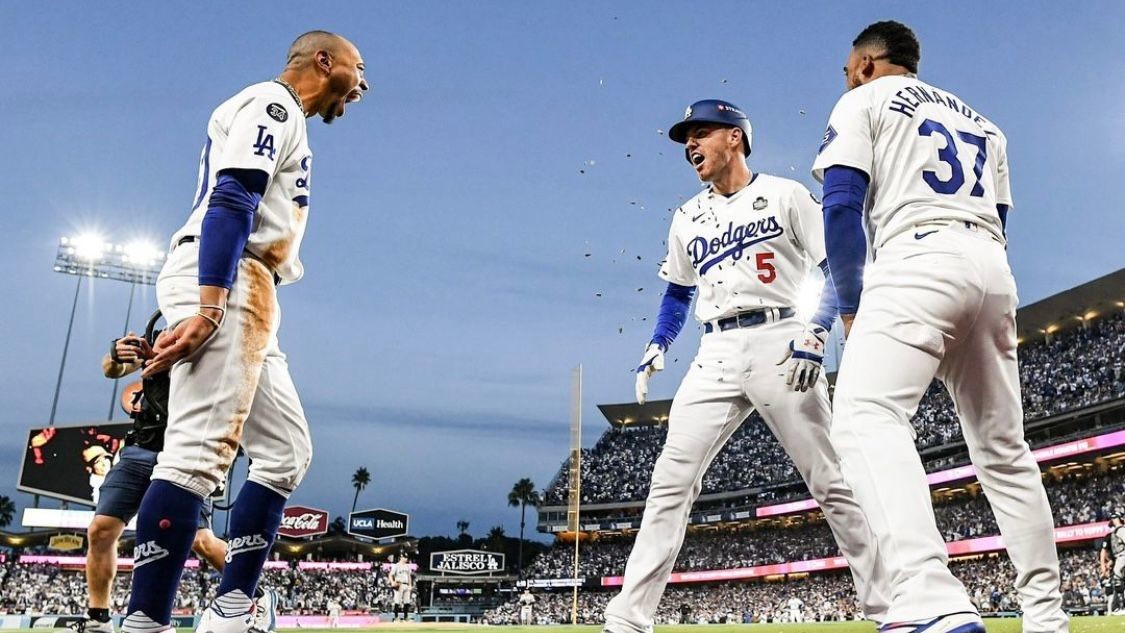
[
  {"left": 277, "top": 505, "right": 329, "bottom": 539},
  {"left": 348, "top": 508, "right": 409, "bottom": 540},
  {"left": 430, "top": 549, "right": 506, "bottom": 576}
]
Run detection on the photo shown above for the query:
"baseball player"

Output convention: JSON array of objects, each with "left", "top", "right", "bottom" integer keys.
[
  {"left": 390, "top": 554, "right": 414, "bottom": 622},
  {"left": 120, "top": 31, "right": 367, "bottom": 633},
  {"left": 519, "top": 588, "right": 536, "bottom": 625},
  {"left": 603, "top": 99, "right": 889, "bottom": 633},
  {"left": 1100, "top": 513, "right": 1125, "bottom": 613},
  {"left": 326, "top": 598, "right": 342, "bottom": 628},
  {"left": 812, "top": 20, "right": 1066, "bottom": 633},
  {"left": 787, "top": 595, "right": 805, "bottom": 623}
]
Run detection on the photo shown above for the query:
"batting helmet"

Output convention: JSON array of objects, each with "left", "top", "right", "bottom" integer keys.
[{"left": 668, "top": 99, "right": 753, "bottom": 156}]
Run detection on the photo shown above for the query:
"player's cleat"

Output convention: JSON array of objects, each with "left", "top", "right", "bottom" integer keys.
[
  {"left": 251, "top": 589, "right": 279, "bottom": 633},
  {"left": 877, "top": 612, "right": 984, "bottom": 633},
  {"left": 119, "top": 612, "right": 173, "bottom": 633},
  {"left": 196, "top": 601, "right": 253, "bottom": 633},
  {"left": 66, "top": 619, "right": 116, "bottom": 633}
]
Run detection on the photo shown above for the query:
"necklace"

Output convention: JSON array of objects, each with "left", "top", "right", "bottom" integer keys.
[{"left": 274, "top": 78, "right": 304, "bottom": 113}]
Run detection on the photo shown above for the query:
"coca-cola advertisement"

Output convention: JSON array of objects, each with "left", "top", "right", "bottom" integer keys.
[{"left": 277, "top": 505, "right": 329, "bottom": 538}]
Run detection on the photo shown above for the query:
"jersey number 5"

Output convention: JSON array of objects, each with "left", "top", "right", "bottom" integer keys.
[
  {"left": 918, "top": 119, "right": 987, "bottom": 198},
  {"left": 756, "top": 252, "right": 776, "bottom": 284}
]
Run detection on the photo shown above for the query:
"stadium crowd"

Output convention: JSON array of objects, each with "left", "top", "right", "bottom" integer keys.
[
  {"left": 529, "top": 468, "right": 1124, "bottom": 579},
  {"left": 545, "top": 310, "right": 1125, "bottom": 505},
  {"left": 485, "top": 549, "right": 1105, "bottom": 625},
  {"left": 0, "top": 564, "right": 391, "bottom": 616}
]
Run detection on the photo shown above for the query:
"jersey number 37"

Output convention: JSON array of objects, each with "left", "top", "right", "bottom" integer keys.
[{"left": 918, "top": 119, "right": 988, "bottom": 198}]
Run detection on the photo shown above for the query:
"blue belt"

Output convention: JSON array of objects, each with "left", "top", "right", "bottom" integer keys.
[{"left": 704, "top": 307, "right": 795, "bottom": 334}]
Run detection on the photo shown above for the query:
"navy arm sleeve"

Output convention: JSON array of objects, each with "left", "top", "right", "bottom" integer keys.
[
  {"left": 997, "top": 204, "right": 1009, "bottom": 234},
  {"left": 650, "top": 282, "right": 696, "bottom": 350},
  {"left": 809, "top": 260, "right": 838, "bottom": 331},
  {"left": 821, "top": 166, "right": 869, "bottom": 315},
  {"left": 198, "top": 168, "right": 268, "bottom": 289}
]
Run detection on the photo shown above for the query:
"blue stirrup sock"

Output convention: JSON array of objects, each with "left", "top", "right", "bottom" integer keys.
[
  {"left": 124, "top": 480, "right": 204, "bottom": 627},
  {"left": 214, "top": 481, "right": 286, "bottom": 606}
]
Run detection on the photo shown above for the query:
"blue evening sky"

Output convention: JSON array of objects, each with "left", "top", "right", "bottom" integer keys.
[{"left": 2, "top": 2, "right": 1122, "bottom": 540}]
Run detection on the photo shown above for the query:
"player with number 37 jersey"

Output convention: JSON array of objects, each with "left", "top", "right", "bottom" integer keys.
[
  {"left": 813, "top": 72, "right": 1011, "bottom": 252},
  {"left": 812, "top": 21, "right": 1066, "bottom": 633}
]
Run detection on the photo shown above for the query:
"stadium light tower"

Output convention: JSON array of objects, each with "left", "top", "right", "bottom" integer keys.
[{"left": 50, "top": 234, "right": 165, "bottom": 426}]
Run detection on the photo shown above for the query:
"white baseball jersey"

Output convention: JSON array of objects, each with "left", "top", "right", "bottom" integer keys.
[
  {"left": 392, "top": 561, "right": 412, "bottom": 586},
  {"left": 659, "top": 174, "right": 826, "bottom": 323},
  {"left": 170, "top": 81, "right": 312, "bottom": 284},
  {"left": 812, "top": 75, "right": 1010, "bottom": 252},
  {"left": 788, "top": 597, "right": 804, "bottom": 612}
]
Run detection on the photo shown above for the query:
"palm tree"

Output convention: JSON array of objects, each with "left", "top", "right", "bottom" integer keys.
[
  {"left": 487, "top": 525, "right": 506, "bottom": 552},
  {"left": 0, "top": 495, "right": 14, "bottom": 529},
  {"left": 456, "top": 519, "right": 470, "bottom": 537},
  {"left": 507, "top": 478, "right": 541, "bottom": 578},
  {"left": 329, "top": 516, "right": 347, "bottom": 535},
  {"left": 351, "top": 467, "right": 371, "bottom": 512}
]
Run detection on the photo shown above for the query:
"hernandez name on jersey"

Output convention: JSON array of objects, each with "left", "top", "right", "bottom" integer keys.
[
  {"left": 171, "top": 81, "right": 313, "bottom": 284},
  {"left": 812, "top": 75, "right": 1011, "bottom": 252},
  {"left": 660, "top": 173, "right": 826, "bottom": 324}
]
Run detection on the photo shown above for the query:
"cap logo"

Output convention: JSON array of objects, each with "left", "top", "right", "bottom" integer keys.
[{"left": 684, "top": 106, "right": 693, "bottom": 119}]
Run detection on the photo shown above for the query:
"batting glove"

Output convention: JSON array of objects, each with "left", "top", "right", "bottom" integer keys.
[
  {"left": 779, "top": 324, "right": 828, "bottom": 392},
  {"left": 634, "top": 343, "right": 665, "bottom": 405}
]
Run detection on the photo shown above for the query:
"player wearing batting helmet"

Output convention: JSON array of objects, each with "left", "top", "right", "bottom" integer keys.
[{"left": 605, "top": 98, "right": 891, "bottom": 633}]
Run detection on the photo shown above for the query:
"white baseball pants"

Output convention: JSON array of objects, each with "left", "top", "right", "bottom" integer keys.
[
  {"left": 153, "top": 241, "right": 312, "bottom": 499},
  {"left": 830, "top": 223, "right": 1066, "bottom": 631},
  {"left": 604, "top": 316, "right": 890, "bottom": 633}
]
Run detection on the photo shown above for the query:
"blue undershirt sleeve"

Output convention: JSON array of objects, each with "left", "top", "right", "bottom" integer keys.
[
  {"left": 809, "top": 260, "right": 838, "bottom": 331},
  {"left": 198, "top": 169, "right": 268, "bottom": 289},
  {"left": 650, "top": 282, "right": 696, "bottom": 350},
  {"left": 997, "top": 204, "right": 1009, "bottom": 234},
  {"left": 821, "top": 165, "right": 869, "bottom": 315}
]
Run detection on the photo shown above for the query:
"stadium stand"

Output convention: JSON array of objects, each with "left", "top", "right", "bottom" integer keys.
[{"left": 543, "top": 307, "right": 1124, "bottom": 506}]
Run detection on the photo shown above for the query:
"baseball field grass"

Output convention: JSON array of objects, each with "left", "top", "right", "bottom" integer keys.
[
  {"left": 283, "top": 621, "right": 1120, "bottom": 632},
  {"left": 19, "top": 620, "right": 1125, "bottom": 633},
  {"left": 109, "top": 619, "right": 1124, "bottom": 633}
]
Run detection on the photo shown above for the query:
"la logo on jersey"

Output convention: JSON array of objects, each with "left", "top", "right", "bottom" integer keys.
[
  {"left": 688, "top": 216, "right": 784, "bottom": 275},
  {"left": 225, "top": 533, "right": 269, "bottom": 563},
  {"left": 134, "top": 540, "right": 169, "bottom": 568}
]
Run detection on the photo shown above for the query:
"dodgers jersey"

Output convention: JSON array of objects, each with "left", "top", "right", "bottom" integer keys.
[
  {"left": 171, "top": 81, "right": 312, "bottom": 284},
  {"left": 812, "top": 75, "right": 1011, "bottom": 251},
  {"left": 659, "top": 173, "right": 826, "bottom": 324}
]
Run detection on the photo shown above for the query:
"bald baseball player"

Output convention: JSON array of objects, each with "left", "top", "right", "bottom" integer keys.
[
  {"left": 602, "top": 99, "right": 889, "bottom": 633},
  {"left": 121, "top": 31, "right": 367, "bottom": 633},
  {"left": 813, "top": 20, "right": 1066, "bottom": 633}
]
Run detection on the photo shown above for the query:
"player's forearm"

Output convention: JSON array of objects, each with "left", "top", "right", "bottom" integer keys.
[
  {"left": 821, "top": 166, "right": 869, "bottom": 315},
  {"left": 651, "top": 282, "right": 696, "bottom": 350},
  {"left": 809, "top": 260, "right": 838, "bottom": 331},
  {"left": 997, "top": 203, "right": 1009, "bottom": 235},
  {"left": 102, "top": 354, "right": 141, "bottom": 379}
]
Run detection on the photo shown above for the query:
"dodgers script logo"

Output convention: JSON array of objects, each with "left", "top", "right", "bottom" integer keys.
[
  {"left": 688, "top": 216, "right": 784, "bottom": 275},
  {"left": 134, "top": 540, "right": 169, "bottom": 569},
  {"left": 225, "top": 533, "right": 269, "bottom": 563}
]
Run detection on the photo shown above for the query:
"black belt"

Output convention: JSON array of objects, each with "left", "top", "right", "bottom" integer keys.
[
  {"left": 176, "top": 236, "right": 281, "bottom": 286},
  {"left": 704, "top": 307, "right": 795, "bottom": 334}
]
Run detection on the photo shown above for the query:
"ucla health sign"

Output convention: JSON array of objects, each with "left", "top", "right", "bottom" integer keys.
[{"left": 348, "top": 508, "right": 409, "bottom": 540}]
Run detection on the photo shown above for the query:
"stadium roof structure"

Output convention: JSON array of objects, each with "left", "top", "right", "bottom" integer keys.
[
  {"left": 1014, "top": 267, "right": 1124, "bottom": 342},
  {"left": 597, "top": 399, "right": 671, "bottom": 428}
]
